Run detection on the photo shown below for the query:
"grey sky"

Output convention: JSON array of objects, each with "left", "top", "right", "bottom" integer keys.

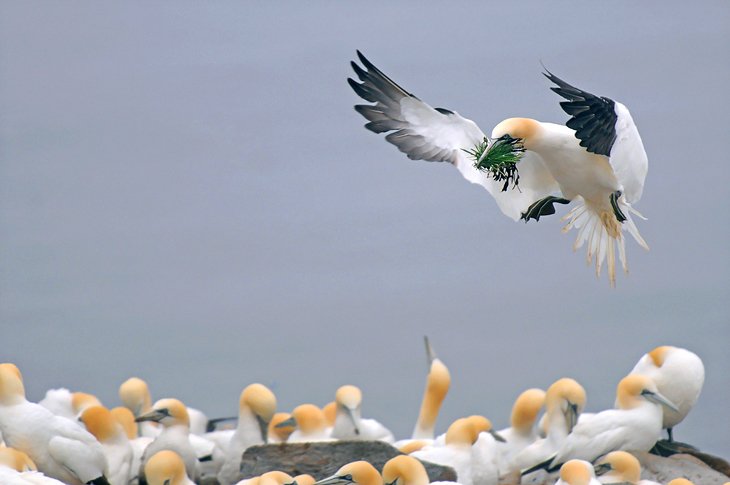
[{"left": 1, "top": 2, "right": 728, "bottom": 456}]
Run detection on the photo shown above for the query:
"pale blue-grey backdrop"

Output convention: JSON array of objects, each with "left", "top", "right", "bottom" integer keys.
[{"left": 1, "top": 2, "right": 728, "bottom": 455}]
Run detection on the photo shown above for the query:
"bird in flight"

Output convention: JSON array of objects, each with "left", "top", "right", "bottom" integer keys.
[{"left": 348, "top": 50, "right": 649, "bottom": 286}]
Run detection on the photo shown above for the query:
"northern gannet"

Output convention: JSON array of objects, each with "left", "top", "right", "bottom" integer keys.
[
  {"left": 412, "top": 337, "right": 451, "bottom": 440},
  {"left": 593, "top": 451, "right": 661, "bottom": 485},
  {"left": 136, "top": 398, "right": 199, "bottom": 483},
  {"left": 314, "top": 461, "right": 383, "bottom": 485},
  {"left": 510, "top": 378, "right": 586, "bottom": 473},
  {"left": 110, "top": 406, "right": 151, "bottom": 485},
  {"left": 0, "top": 363, "right": 110, "bottom": 485},
  {"left": 268, "top": 412, "right": 296, "bottom": 443},
  {"left": 331, "top": 385, "right": 394, "bottom": 443},
  {"left": 382, "top": 455, "right": 459, "bottom": 485},
  {"left": 277, "top": 404, "right": 332, "bottom": 442},
  {"left": 144, "top": 450, "right": 195, "bottom": 485},
  {"left": 555, "top": 460, "right": 601, "bottom": 485},
  {"left": 79, "top": 406, "right": 133, "bottom": 485},
  {"left": 119, "top": 377, "right": 159, "bottom": 438},
  {"left": 496, "top": 388, "right": 546, "bottom": 470},
  {"left": 217, "top": 383, "right": 277, "bottom": 485},
  {"left": 348, "top": 51, "right": 649, "bottom": 286},
  {"left": 544, "top": 375, "right": 678, "bottom": 471},
  {"left": 625, "top": 346, "right": 705, "bottom": 442}
]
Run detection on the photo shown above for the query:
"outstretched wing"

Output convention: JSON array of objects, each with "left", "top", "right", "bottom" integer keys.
[
  {"left": 544, "top": 70, "right": 648, "bottom": 203},
  {"left": 349, "top": 51, "right": 561, "bottom": 221}
]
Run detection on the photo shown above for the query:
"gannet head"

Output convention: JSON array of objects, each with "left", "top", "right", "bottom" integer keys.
[
  {"left": 398, "top": 440, "right": 429, "bottom": 454},
  {"left": 382, "top": 455, "right": 430, "bottom": 485},
  {"left": 416, "top": 337, "right": 451, "bottom": 436},
  {"left": 445, "top": 415, "right": 504, "bottom": 446},
  {"left": 466, "top": 415, "right": 506, "bottom": 442},
  {"left": 259, "top": 471, "right": 297, "bottom": 485},
  {"left": 269, "top": 412, "right": 296, "bottom": 442},
  {"left": 295, "top": 474, "right": 316, "bottom": 485},
  {"left": 336, "top": 385, "right": 363, "bottom": 435},
  {"left": 119, "top": 377, "right": 152, "bottom": 416},
  {"left": 616, "top": 375, "right": 678, "bottom": 412},
  {"left": 0, "top": 363, "right": 25, "bottom": 405},
  {"left": 491, "top": 118, "right": 541, "bottom": 149},
  {"left": 667, "top": 480, "right": 695, "bottom": 485},
  {"left": 0, "top": 447, "right": 37, "bottom": 472},
  {"left": 110, "top": 406, "right": 138, "bottom": 439},
  {"left": 322, "top": 401, "right": 337, "bottom": 427},
  {"left": 71, "top": 392, "right": 102, "bottom": 415},
  {"left": 314, "top": 461, "right": 383, "bottom": 485},
  {"left": 240, "top": 383, "right": 277, "bottom": 443},
  {"left": 80, "top": 405, "right": 124, "bottom": 443},
  {"left": 278, "top": 404, "right": 326, "bottom": 434},
  {"left": 546, "top": 378, "right": 586, "bottom": 434},
  {"left": 510, "top": 388, "right": 546, "bottom": 432},
  {"left": 136, "top": 398, "right": 190, "bottom": 428},
  {"left": 593, "top": 451, "right": 640, "bottom": 484},
  {"left": 648, "top": 346, "right": 673, "bottom": 367},
  {"left": 144, "top": 450, "right": 190, "bottom": 485},
  {"left": 559, "top": 460, "right": 596, "bottom": 485}
]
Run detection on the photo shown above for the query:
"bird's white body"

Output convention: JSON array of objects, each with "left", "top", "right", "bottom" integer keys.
[
  {"left": 496, "top": 424, "right": 540, "bottom": 472},
  {"left": 99, "top": 434, "right": 133, "bottom": 485},
  {"left": 141, "top": 424, "right": 199, "bottom": 482},
  {"left": 412, "top": 445, "right": 473, "bottom": 485},
  {"left": 38, "top": 389, "right": 75, "bottom": 420},
  {"left": 288, "top": 428, "right": 333, "bottom": 442},
  {"left": 469, "top": 432, "right": 499, "bottom": 485},
  {"left": 332, "top": 414, "right": 395, "bottom": 443},
  {"left": 0, "top": 402, "right": 108, "bottom": 485},
  {"left": 188, "top": 407, "right": 208, "bottom": 436},
  {"left": 627, "top": 346, "right": 705, "bottom": 430},
  {"left": 218, "top": 407, "right": 267, "bottom": 485},
  {"left": 129, "top": 436, "right": 153, "bottom": 482}
]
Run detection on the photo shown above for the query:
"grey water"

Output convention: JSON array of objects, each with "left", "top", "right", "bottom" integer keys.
[{"left": 1, "top": 2, "right": 728, "bottom": 456}]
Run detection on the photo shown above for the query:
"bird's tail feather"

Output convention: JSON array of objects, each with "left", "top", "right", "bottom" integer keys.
[{"left": 562, "top": 199, "right": 649, "bottom": 286}]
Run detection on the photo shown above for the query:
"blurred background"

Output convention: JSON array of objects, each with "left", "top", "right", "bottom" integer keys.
[{"left": 1, "top": 2, "right": 728, "bottom": 455}]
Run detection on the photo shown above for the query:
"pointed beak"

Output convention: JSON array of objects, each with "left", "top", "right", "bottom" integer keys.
[
  {"left": 488, "top": 429, "right": 507, "bottom": 443},
  {"left": 642, "top": 390, "right": 679, "bottom": 413},
  {"left": 276, "top": 416, "right": 297, "bottom": 429},
  {"left": 424, "top": 335, "right": 437, "bottom": 367},
  {"left": 343, "top": 406, "right": 360, "bottom": 435},
  {"left": 314, "top": 475, "right": 351, "bottom": 485},
  {"left": 593, "top": 462, "right": 612, "bottom": 476},
  {"left": 564, "top": 402, "right": 579, "bottom": 434},
  {"left": 256, "top": 415, "right": 270, "bottom": 443},
  {"left": 135, "top": 409, "right": 168, "bottom": 423}
]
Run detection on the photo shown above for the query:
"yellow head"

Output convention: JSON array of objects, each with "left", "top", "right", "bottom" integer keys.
[
  {"left": 324, "top": 461, "right": 383, "bottom": 485},
  {"left": 491, "top": 118, "right": 541, "bottom": 150},
  {"left": 322, "top": 401, "right": 337, "bottom": 427},
  {"left": 0, "top": 447, "right": 37, "bottom": 472},
  {"left": 416, "top": 358, "right": 451, "bottom": 431},
  {"left": 110, "top": 406, "right": 138, "bottom": 439},
  {"left": 144, "top": 450, "right": 189, "bottom": 485},
  {"left": 559, "top": 460, "right": 595, "bottom": 485},
  {"left": 136, "top": 398, "right": 190, "bottom": 428},
  {"left": 295, "top": 474, "right": 316, "bottom": 485},
  {"left": 72, "top": 392, "right": 102, "bottom": 414},
  {"left": 291, "top": 404, "right": 327, "bottom": 433},
  {"left": 594, "top": 451, "right": 640, "bottom": 484},
  {"left": 510, "top": 388, "right": 546, "bottom": 431},
  {"left": 397, "top": 440, "right": 429, "bottom": 454},
  {"left": 336, "top": 385, "right": 362, "bottom": 410},
  {"left": 382, "top": 455, "right": 430, "bottom": 485},
  {"left": 269, "top": 412, "right": 296, "bottom": 442},
  {"left": 0, "top": 363, "right": 25, "bottom": 405},
  {"left": 546, "top": 378, "right": 586, "bottom": 433},
  {"left": 445, "top": 418, "right": 480, "bottom": 446},
  {"left": 119, "top": 377, "right": 152, "bottom": 416},
  {"left": 259, "top": 471, "right": 296, "bottom": 485},
  {"left": 667, "top": 480, "right": 695, "bottom": 485},
  {"left": 240, "top": 383, "right": 277, "bottom": 422},
  {"left": 615, "top": 375, "right": 678, "bottom": 412},
  {"left": 80, "top": 405, "right": 122, "bottom": 442}
]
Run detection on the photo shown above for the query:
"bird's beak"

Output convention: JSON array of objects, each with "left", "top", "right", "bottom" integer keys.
[
  {"left": 256, "top": 415, "right": 270, "bottom": 443},
  {"left": 424, "top": 335, "right": 437, "bottom": 367},
  {"left": 343, "top": 406, "right": 361, "bottom": 435},
  {"left": 593, "top": 462, "right": 612, "bottom": 476},
  {"left": 314, "top": 475, "right": 352, "bottom": 485},
  {"left": 641, "top": 390, "right": 679, "bottom": 412},
  {"left": 276, "top": 416, "right": 297, "bottom": 429},
  {"left": 564, "top": 402, "right": 579, "bottom": 434},
  {"left": 489, "top": 429, "right": 507, "bottom": 443},
  {"left": 135, "top": 409, "right": 168, "bottom": 423}
]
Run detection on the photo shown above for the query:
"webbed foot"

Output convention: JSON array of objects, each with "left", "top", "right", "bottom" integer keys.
[
  {"left": 610, "top": 190, "right": 627, "bottom": 223},
  {"left": 521, "top": 196, "right": 570, "bottom": 222}
]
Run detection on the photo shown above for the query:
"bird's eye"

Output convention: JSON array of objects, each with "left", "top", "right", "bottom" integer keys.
[{"left": 342, "top": 474, "right": 353, "bottom": 481}]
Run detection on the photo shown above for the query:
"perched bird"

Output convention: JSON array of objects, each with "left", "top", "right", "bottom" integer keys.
[
  {"left": 555, "top": 460, "right": 601, "bottom": 485},
  {"left": 144, "top": 450, "right": 195, "bottom": 485},
  {"left": 510, "top": 378, "right": 586, "bottom": 473},
  {"left": 625, "top": 346, "right": 705, "bottom": 442},
  {"left": 382, "top": 455, "right": 458, "bottom": 485},
  {"left": 314, "top": 461, "right": 383, "bottom": 485},
  {"left": 348, "top": 51, "right": 649, "bottom": 286},
  {"left": 543, "top": 375, "right": 678, "bottom": 471},
  {"left": 119, "top": 377, "right": 159, "bottom": 438},
  {"left": 495, "top": 388, "right": 546, "bottom": 469},
  {"left": 268, "top": 412, "right": 296, "bottom": 443},
  {"left": 217, "top": 384, "right": 277, "bottom": 485},
  {"left": 593, "top": 451, "right": 661, "bottom": 485},
  {"left": 0, "top": 446, "right": 67, "bottom": 484},
  {"left": 79, "top": 406, "right": 133, "bottom": 485},
  {"left": 331, "top": 385, "right": 394, "bottom": 442},
  {"left": 412, "top": 337, "right": 451, "bottom": 440},
  {"left": 136, "top": 398, "right": 199, "bottom": 483},
  {"left": 277, "top": 404, "right": 332, "bottom": 442},
  {"left": 0, "top": 363, "right": 110, "bottom": 485}
]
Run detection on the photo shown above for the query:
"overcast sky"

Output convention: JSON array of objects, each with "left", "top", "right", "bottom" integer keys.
[{"left": 1, "top": 2, "right": 728, "bottom": 456}]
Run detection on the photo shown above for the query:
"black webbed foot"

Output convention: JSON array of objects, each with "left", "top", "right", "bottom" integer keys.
[
  {"left": 650, "top": 438, "right": 700, "bottom": 457},
  {"left": 521, "top": 196, "right": 571, "bottom": 222},
  {"left": 610, "top": 190, "right": 627, "bottom": 223}
]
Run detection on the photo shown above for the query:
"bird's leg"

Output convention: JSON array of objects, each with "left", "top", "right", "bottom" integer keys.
[
  {"left": 610, "top": 190, "right": 627, "bottom": 223},
  {"left": 667, "top": 427, "right": 674, "bottom": 443},
  {"left": 521, "top": 196, "right": 571, "bottom": 222}
]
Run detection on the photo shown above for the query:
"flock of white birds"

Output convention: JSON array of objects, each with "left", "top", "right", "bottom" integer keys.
[{"left": 0, "top": 343, "right": 715, "bottom": 485}]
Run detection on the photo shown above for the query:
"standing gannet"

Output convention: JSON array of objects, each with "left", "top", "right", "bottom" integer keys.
[
  {"left": 348, "top": 51, "right": 649, "bottom": 286},
  {"left": 331, "top": 385, "right": 394, "bottom": 443},
  {"left": 555, "top": 460, "right": 601, "bottom": 485},
  {"left": 217, "top": 383, "right": 277, "bottom": 485},
  {"left": 119, "top": 377, "right": 159, "bottom": 438},
  {"left": 136, "top": 398, "right": 199, "bottom": 483},
  {"left": 277, "top": 404, "right": 332, "bottom": 442},
  {"left": 412, "top": 337, "right": 451, "bottom": 441},
  {"left": 144, "top": 450, "right": 195, "bottom": 485},
  {"left": 382, "top": 455, "right": 459, "bottom": 485},
  {"left": 496, "top": 388, "right": 546, "bottom": 470},
  {"left": 268, "top": 412, "right": 296, "bottom": 443},
  {"left": 80, "top": 406, "right": 133, "bottom": 485},
  {"left": 543, "top": 375, "right": 678, "bottom": 471},
  {"left": 593, "top": 451, "right": 661, "bottom": 485},
  {"left": 510, "top": 379, "right": 586, "bottom": 473},
  {"left": 625, "top": 346, "right": 705, "bottom": 442},
  {"left": 314, "top": 461, "right": 383, "bottom": 485},
  {"left": 0, "top": 363, "right": 111, "bottom": 485}
]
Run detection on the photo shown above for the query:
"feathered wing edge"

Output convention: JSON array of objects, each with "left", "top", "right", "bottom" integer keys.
[{"left": 561, "top": 198, "right": 649, "bottom": 286}]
